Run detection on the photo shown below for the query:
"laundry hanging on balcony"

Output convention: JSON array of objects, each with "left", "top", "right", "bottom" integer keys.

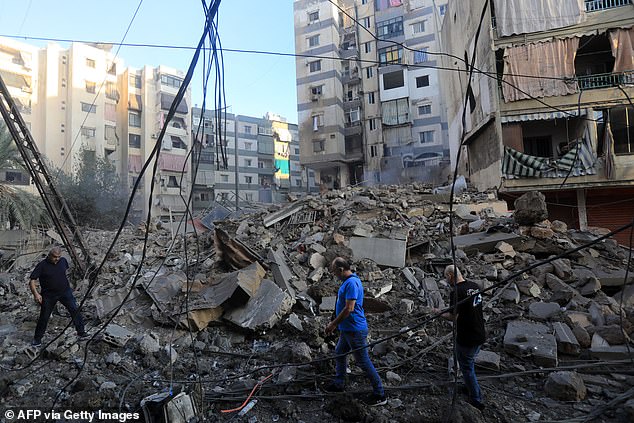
[
  {"left": 493, "top": 0, "right": 586, "bottom": 37},
  {"left": 502, "top": 130, "right": 596, "bottom": 179}
]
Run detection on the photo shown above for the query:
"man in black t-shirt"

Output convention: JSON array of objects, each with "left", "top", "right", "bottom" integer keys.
[
  {"left": 29, "top": 247, "right": 87, "bottom": 347},
  {"left": 435, "top": 265, "right": 486, "bottom": 410}
]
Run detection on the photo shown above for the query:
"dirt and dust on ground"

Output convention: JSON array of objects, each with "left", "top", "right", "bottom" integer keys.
[{"left": 0, "top": 183, "right": 633, "bottom": 423}]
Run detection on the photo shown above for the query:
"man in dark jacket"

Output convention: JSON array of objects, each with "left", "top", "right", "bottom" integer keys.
[
  {"left": 29, "top": 247, "right": 87, "bottom": 347},
  {"left": 436, "top": 264, "right": 486, "bottom": 410}
]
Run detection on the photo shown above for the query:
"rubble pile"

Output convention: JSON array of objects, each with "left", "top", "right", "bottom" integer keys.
[{"left": 0, "top": 184, "right": 633, "bottom": 422}]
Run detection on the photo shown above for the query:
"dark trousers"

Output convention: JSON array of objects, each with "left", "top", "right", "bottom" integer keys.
[
  {"left": 456, "top": 343, "right": 482, "bottom": 403},
  {"left": 34, "top": 289, "right": 85, "bottom": 342},
  {"left": 334, "top": 330, "right": 384, "bottom": 396}
]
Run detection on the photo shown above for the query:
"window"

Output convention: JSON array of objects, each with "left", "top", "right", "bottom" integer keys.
[
  {"left": 245, "top": 176, "right": 253, "bottom": 184},
  {"left": 378, "top": 46, "right": 403, "bottom": 66},
  {"left": 370, "top": 145, "right": 379, "bottom": 157},
  {"left": 244, "top": 142, "right": 253, "bottom": 150},
  {"left": 313, "top": 140, "right": 325, "bottom": 152},
  {"left": 309, "top": 60, "right": 322, "bottom": 73},
  {"left": 368, "top": 92, "right": 375, "bottom": 104},
  {"left": 412, "top": 21, "right": 426, "bottom": 34},
  {"left": 81, "top": 102, "right": 96, "bottom": 113},
  {"left": 383, "top": 70, "right": 405, "bottom": 89},
  {"left": 414, "top": 48, "right": 429, "bottom": 64},
  {"left": 200, "top": 193, "right": 210, "bottom": 201},
  {"left": 200, "top": 151, "right": 214, "bottom": 163},
  {"left": 361, "top": 17, "right": 371, "bottom": 28},
  {"left": 85, "top": 81, "right": 96, "bottom": 94},
  {"left": 107, "top": 62, "right": 116, "bottom": 75},
  {"left": 171, "top": 136, "right": 186, "bottom": 149},
  {"left": 245, "top": 159, "right": 253, "bottom": 167},
  {"left": 439, "top": 4, "right": 447, "bottom": 15},
  {"left": 418, "top": 104, "right": 432, "bottom": 115},
  {"left": 86, "top": 58, "right": 95, "bottom": 68},
  {"left": 311, "top": 85, "right": 323, "bottom": 96},
  {"left": 129, "top": 111, "right": 141, "bottom": 127},
  {"left": 376, "top": 17, "right": 404, "bottom": 39},
  {"left": 295, "top": 179, "right": 302, "bottom": 187},
  {"left": 220, "top": 174, "right": 229, "bottom": 182},
  {"left": 130, "top": 74, "right": 142, "bottom": 88},
  {"left": 308, "top": 35, "right": 320, "bottom": 48},
  {"left": 160, "top": 74, "right": 183, "bottom": 88},
  {"left": 366, "top": 67, "right": 373, "bottom": 79},
  {"left": 382, "top": 98, "right": 409, "bottom": 125},
  {"left": 523, "top": 136, "right": 552, "bottom": 157},
  {"left": 362, "top": 0, "right": 368, "bottom": 4},
  {"left": 419, "top": 130, "right": 435, "bottom": 144},
  {"left": 105, "top": 103, "right": 116, "bottom": 121},
  {"left": 609, "top": 107, "right": 634, "bottom": 155},
  {"left": 312, "top": 114, "right": 323, "bottom": 131},
  {"left": 167, "top": 176, "right": 179, "bottom": 188},
  {"left": 244, "top": 126, "right": 252, "bottom": 134},
  {"left": 345, "top": 108, "right": 360, "bottom": 124},
  {"left": 105, "top": 82, "right": 119, "bottom": 101},
  {"left": 308, "top": 11, "right": 319, "bottom": 23},
  {"left": 81, "top": 127, "right": 96, "bottom": 138},
  {"left": 364, "top": 42, "right": 372, "bottom": 53},
  {"left": 294, "top": 147, "right": 300, "bottom": 155},
  {"left": 416, "top": 75, "right": 430, "bottom": 88},
  {"left": 369, "top": 119, "right": 377, "bottom": 131},
  {"left": 129, "top": 134, "right": 141, "bottom": 148}
]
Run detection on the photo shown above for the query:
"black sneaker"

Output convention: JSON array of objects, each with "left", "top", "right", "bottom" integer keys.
[
  {"left": 363, "top": 393, "right": 387, "bottom": 407},
  {"left": 31, "top": 339, "right": 42, "bottom": 348},
  {"left": 322, "top": 383, "right": 345, "bottom": 393},
  {"left": 469, "top": 399, "right": 485, "bottom": 411}
]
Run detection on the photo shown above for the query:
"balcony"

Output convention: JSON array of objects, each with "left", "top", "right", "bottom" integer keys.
[
  {"left": 585, "top": 0, "right": 631, "bottom": 12},
  {"left": 344, "top": 120, "right": 363, "bottom": 136},
  {"left": 577, "top": 70, "right": 634, "bottom": 90},
  {"left": 342, "top": 68, "right": 361, "bottom": 85}
]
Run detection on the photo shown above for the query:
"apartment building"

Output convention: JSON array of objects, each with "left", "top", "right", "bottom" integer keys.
[
  {"left": 293, "top": 0, "right": 449, "bottom": 189},
  {"left": 190, "top": 108, "right": 313, "bottom": 212},
  {"left": 441, "top": 0, "right": 634, "bottom": 243},
  {"left": 0, "top": 38, "right": 192, "bottom": 222}
]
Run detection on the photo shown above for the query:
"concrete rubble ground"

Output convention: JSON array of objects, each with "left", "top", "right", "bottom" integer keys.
[{"left": 0, "top": 184, "right": 633, "bottom": 422}]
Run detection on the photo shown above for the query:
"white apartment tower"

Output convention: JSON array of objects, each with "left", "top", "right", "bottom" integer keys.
[{"left": 293, "top": 0, "right": 449, "bottom": 188}]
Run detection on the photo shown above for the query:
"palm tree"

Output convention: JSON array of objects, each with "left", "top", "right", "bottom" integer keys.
[{"left": 0, "top": 121, "right": 50, "bottom": 229}]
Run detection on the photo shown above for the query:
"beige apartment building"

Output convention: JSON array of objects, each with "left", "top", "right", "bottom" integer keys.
[
  {"left": 0, "top": 37, "right": 191, "bottom": 222},
  {"left": 294, "top": 0, "right": 449, "bottom": 189},
  {"left": 441, "top": 0, "right": 634, "bottom": 243}
]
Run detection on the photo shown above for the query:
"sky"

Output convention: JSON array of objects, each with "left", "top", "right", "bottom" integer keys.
[{"left": 0, "top": 0, "right": 299, "bottom": 122}]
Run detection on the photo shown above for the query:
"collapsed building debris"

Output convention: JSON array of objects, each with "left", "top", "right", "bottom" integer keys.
[{"left": 0, "top": 184, "right": 633, "bottom": 422}]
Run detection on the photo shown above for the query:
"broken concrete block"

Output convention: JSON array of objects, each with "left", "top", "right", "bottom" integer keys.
[
  {"left": 592, "top": 325, "right": 628, "bottom": 345},
  {"left": 386, "top": 371, "right": 402, "bottom": 384},
  {"left": 544, "top": 371, "right": 586, "bottom": 401},
  {"left": 349, "top": 236, "right": 407, "bottom": 268},
  {"left": 277, "top": 366, "right": 297, "bottom": 384},
  {"left": 143, "top": 271, "right": 187, "bottom": 310},
  {"left": 353, "top": 223, "right": 375, "bottom": 237},
  {"left": 319, "top": 296, "right": 336, "bottom": 312},
  {"left": 504, "top": 320, "right": 558, "bottom": 367},
  {"left": 528, "top": 302, "right": 561, "bottom": 321},
  {"left": 516, "top": 279, "right": 541, "bottom": 297},
  {"left": 499, "top": 283, "right": 520, "bottom": 303},
  {"left": 495, "top": 241, "right": 516, "bottom": 258},
  {"left": 224, "top": 279, "right": 293, "bottom": 331},
  {"left": 308, "top": 267, "right": 324, "bottom": 283},
  {"left": 475, "top": 350, "right": 501, "bottom": 371},
  {"left": 136, "top": 334, "right": 160, "bottom": 355},
  {"left": 513, "top": 191, "right": 547, "bottom": 225},
  {"left": 292, "top": 342, "right": 312, "bottom": 362},
  {"left": 366, "top": 279, "right": 393, "bottom": 298},
  {"left": 94, "top": 286, "right": 140, "bottom": 319},
  {"left": 571, "top": 323, "right": 591, "bottom": 348},
  {"left": 551, "top": 259, "right": 572, "bottom": 279},
  {"left": 578, "top": 277, "right": 601, "bottom": 296},
  {"left": 333, "top": 233, "right": 346, "bottom": 245},
  {"left": 454, "top": 204, "right": 478, "bottom": 222},
  {"left": 103, "top": 324, "right": 134, "bottom": 347},
  {"left": 553, "top": 322, "right": 580, "bottom": 356},
  {"left": 183, "top": 307, "right": 223, "bottom": 332},
  {"left": 105, "top": 352, "right": 122, "bottom": 365},
  {"left": 565, "top": 311, "right": 593, "bottom": 328},
  {"left": 268, "top": 249, "right": 303, "bottom": 297},
  {"left": 551, "top": 220, "right": 568, "bottom": 233},
  {"left": 421, "top": 277, "right": 445, "bottom": 309},
  {"left": 400, "top": 299, "right": 414, "bottom": 314},
  {"left": 531, "top": 226, "right": 555, "bottom": 240},
  {"left": 588, "top": 302, "right": 606, "bottom": 327},
  {"left": 453, "top": 232, "right": 521, "bottom": 254},
  {"left": 402, "top": 268, "right": 420, "bottom": 290},
  {"left": 288, "top": 313, "right": 303, "bottom": 331},
  {"left": 311, "top": 243, "right": 327, "bottom": 254},
  {"left": 197, "top": 262, "right": 266, "bottom": 309},
  {"left": 159, "top": 345, "right": 178, "bottom": 365},
  {"left": 309, "top": 253, "right": 326, "bottom": 270},
  {"left": 612, "top": 283, "right": 634, "bottom": 307}
]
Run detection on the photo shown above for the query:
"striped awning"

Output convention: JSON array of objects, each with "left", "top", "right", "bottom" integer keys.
[{"left": 501, "top": 109, "right": 587, "bottom": 123}]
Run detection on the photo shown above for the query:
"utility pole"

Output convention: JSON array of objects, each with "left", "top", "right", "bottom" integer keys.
[{"left": 234, "top": 115, "right": 239, "bottom": 210}]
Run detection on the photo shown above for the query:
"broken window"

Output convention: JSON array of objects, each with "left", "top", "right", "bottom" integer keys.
[
  {"left": 313, "top": 139, "right": 325, "bottom": 152},
  {"left": 607, "top": 106, "right": 634, "bottom": 155},
  {"left": 523, "top": 136, "right": 553, "bottom": 158},
  {"left": 378, "top": 46, "right": 403, "bottom": 66}
]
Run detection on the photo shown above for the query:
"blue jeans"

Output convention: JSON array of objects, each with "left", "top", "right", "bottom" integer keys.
[
  {"left": 456, "top": 343, "right": 482, "bottom": 403},
  {"left": 334, "top": 330, "right": 384, "bottom": 396},
  {"left": 34, "top": 289, "right": 85, "bottom": 342}
]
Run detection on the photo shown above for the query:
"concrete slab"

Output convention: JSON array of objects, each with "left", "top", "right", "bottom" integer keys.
[
  {"left": 594, "top": 268, "right": 633, "bottom": 287},
  {"left": 94, "top": 286, "right": 140, "bottom": 319},
  {"left": 452, "top": 232, "right": 521, "bottom": 254},
  {"left": 553, "top": 322, "right": 580, "bottom": 356},
  {"left": 504, "top": 320, "right": 558, "bottom": 367},
  {"left": 196, "top": 262, "right": 265, "bottom": 309},
  {"left": 529, "top": 302, "right": 561, "bottom": 321},
  {"left": 349, "top": 236, "right": 407, "bottom": 268},
  {"left": 224, "top": 279, "right": 293, "bottom": 331},
  {"left": 103, "top": 324, "right": 134, "bottom": 347},
  {"left": 267, "top": 249, "right": 302, "bottom": 298},
  {"left": 319, "top": 296, "right": 336, "bottom": 312}
]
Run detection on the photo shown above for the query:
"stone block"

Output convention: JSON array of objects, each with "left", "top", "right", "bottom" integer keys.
[
  {"left": 453, "top": 232, "right": 521, "bottom": 254},
  {"left": 553, "top": 322, "right": 580, "bottom": 356},
  {"left": 103, "top": 324, "right": 134, "bottom": 347},
  {"left": 544, "top": 371, "right": 586, "bottom": 401},
  {"left": 349, "top": 236, "right": 407, "bottom": 268},
  {"left": 504, "top": 320, "right": 557, "bottom": 367},
  {"left": 529, "top": 302, "right": 561, "bottom": 321},
  {"left": 319, "top": 296, "right": 336, "bottom": 312}
]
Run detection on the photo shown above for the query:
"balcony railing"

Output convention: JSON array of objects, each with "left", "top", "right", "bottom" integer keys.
[
  {"left": 577, "top": 70, "right": 634, "bottom": 90},
  {"left": 585, "top": 0, "right": 631, "bottom": 12}
]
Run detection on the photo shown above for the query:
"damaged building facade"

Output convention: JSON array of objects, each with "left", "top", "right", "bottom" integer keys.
[
  {"left": 190, "top": 108, "right": 318, "bottom": 212},
  {"left": 0, "top": 37, "right": 192, "bottom": 223},
  {"left": 441, "top": 0, "right": 634, "bottom": 243},
  {"left": 293, "top": 0, "right": 450, "bottom": 189}
]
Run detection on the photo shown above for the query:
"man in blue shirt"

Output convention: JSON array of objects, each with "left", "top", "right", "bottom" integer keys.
[
  {"left": 324, "top": 257, "right": 386, "bottom": 406},
  {"left": 29, "top": 247, "right": 88, "bottom": 347}
]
